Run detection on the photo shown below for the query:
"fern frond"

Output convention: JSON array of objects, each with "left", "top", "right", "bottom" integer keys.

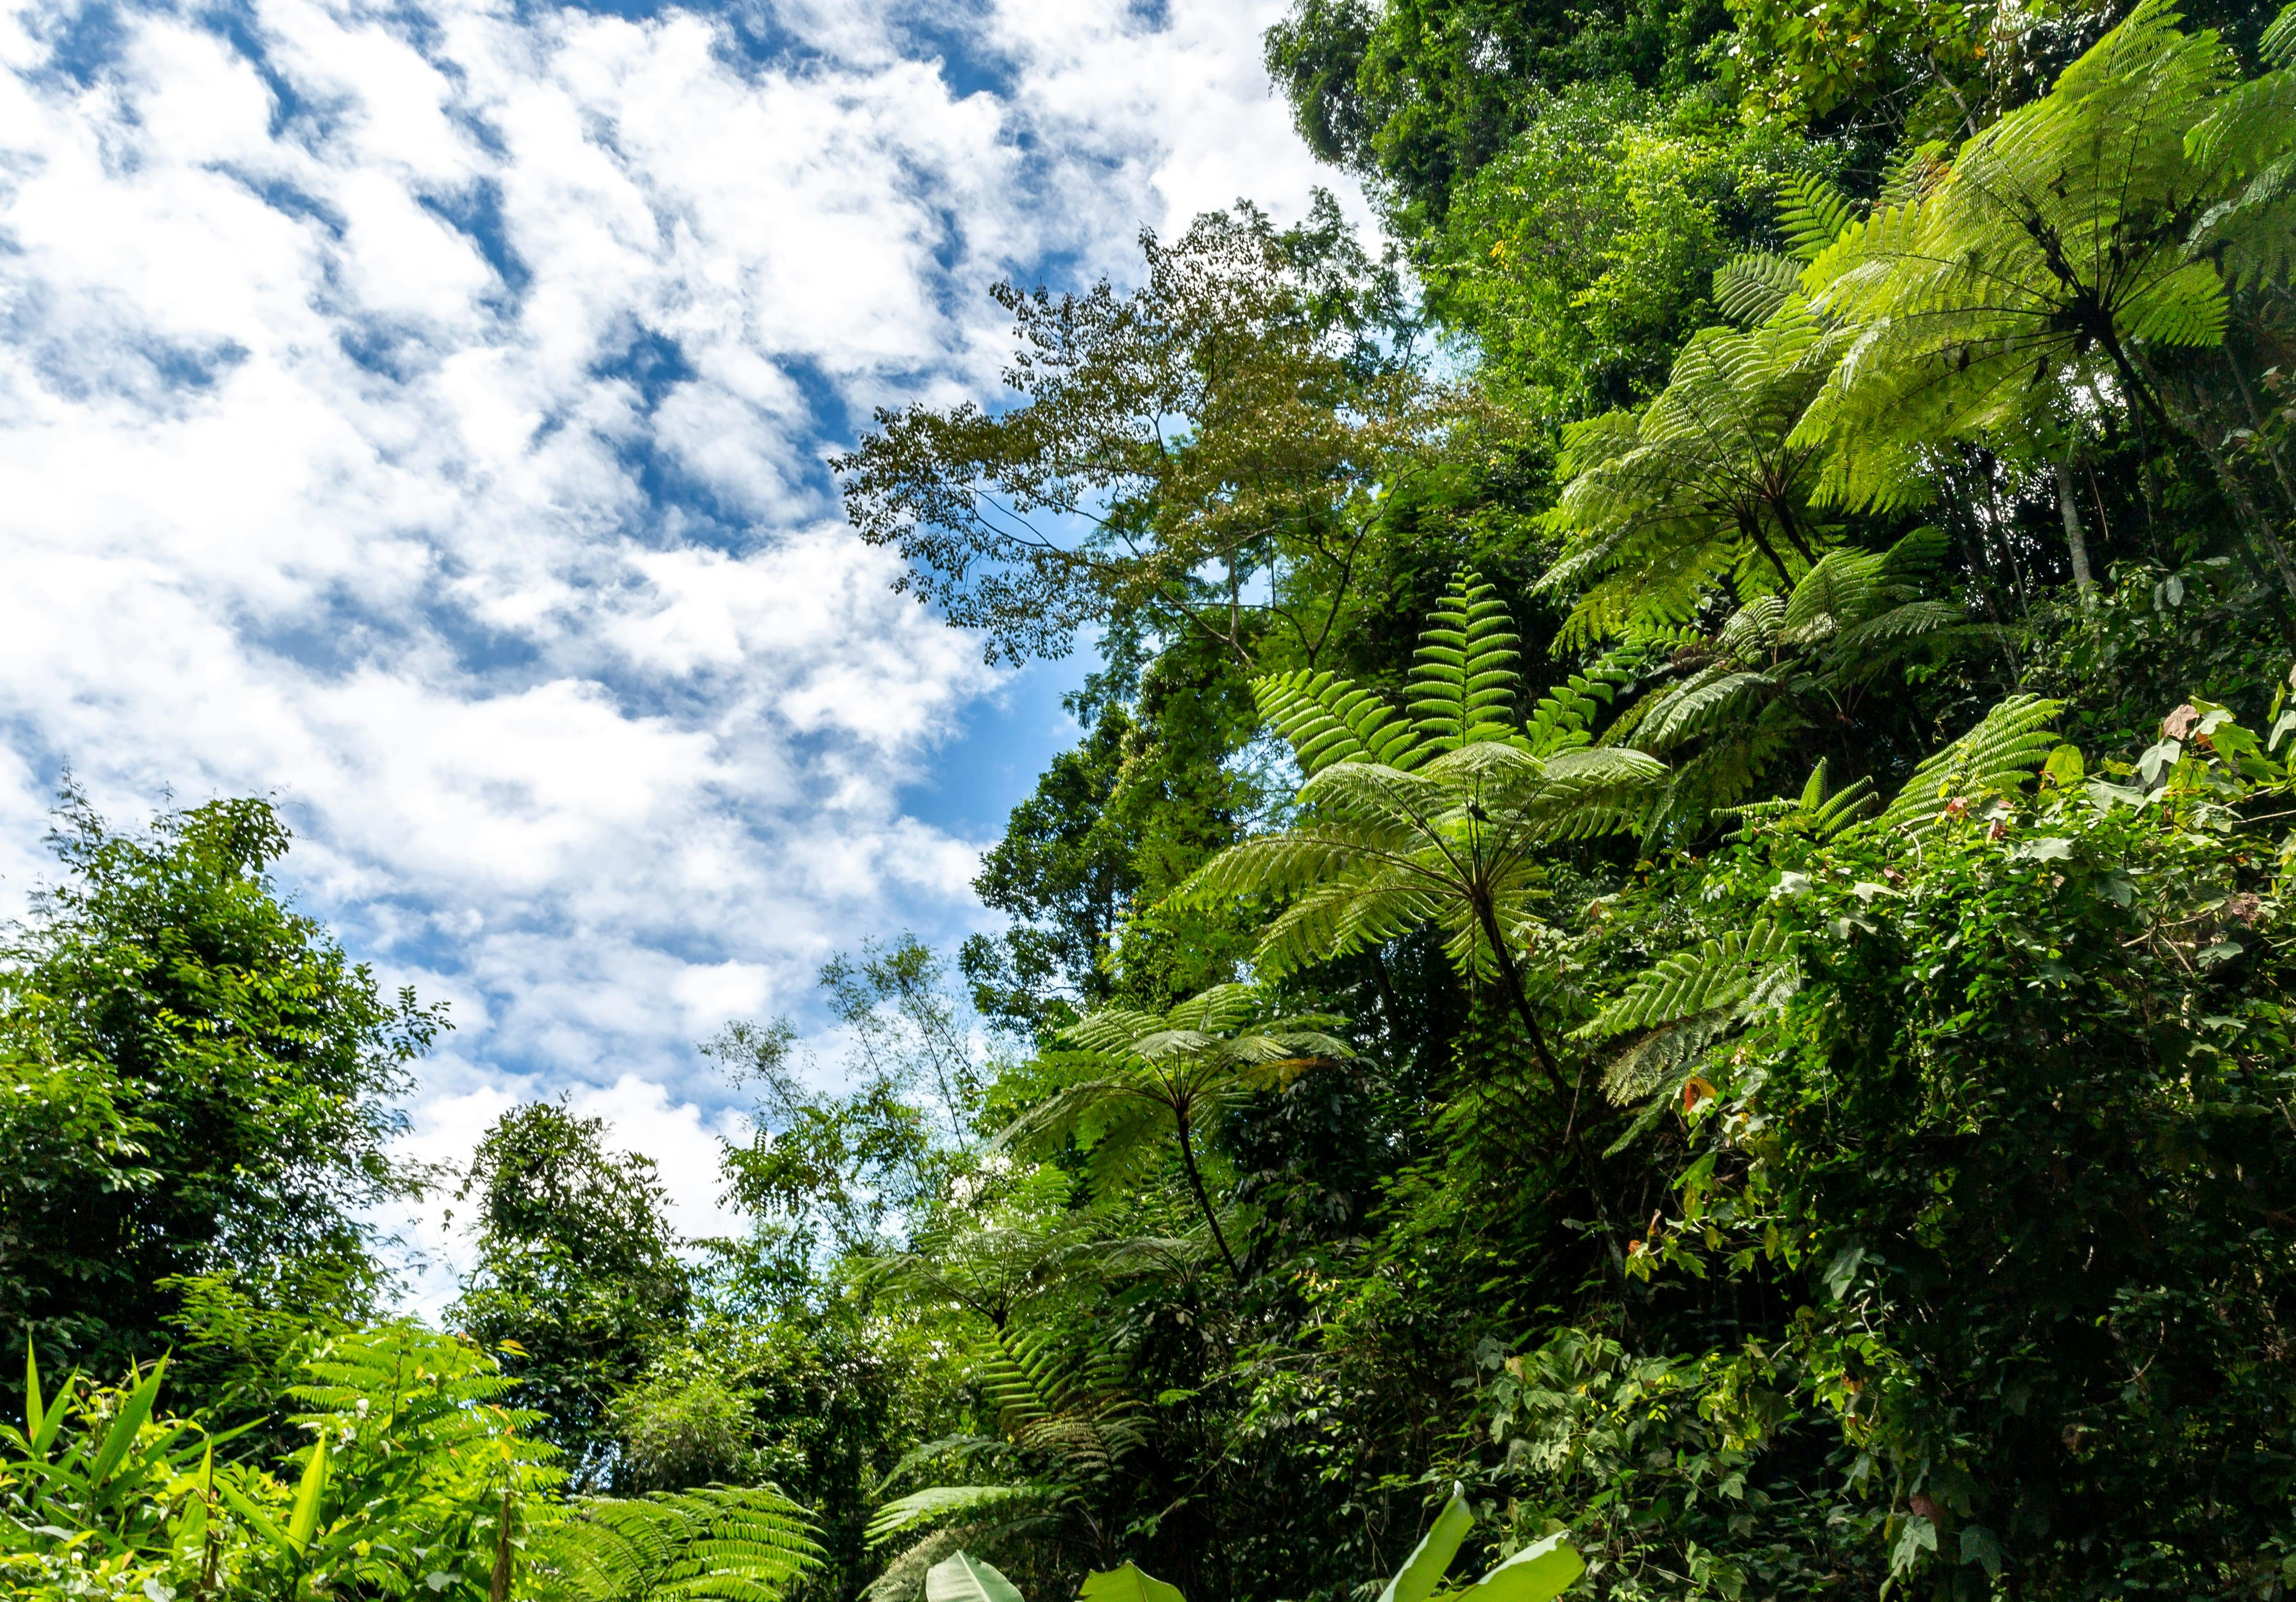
[
  {"left": 1778, "top": 171, "right": 1859, "bottom": 262},
  {"left": 1600, "top": 1011, "right": 1730, "bottom": 1105},
  {"left": 866, "top": 1486, "right": 1066, "bottom": 1547},
  {"left": 1578, "top": 920, "right": 1799, "bottom": 1040},
  {"left": 1407, "top": 571, "right": 1523, "bottom": 751},
  {"left": 1255, "top": 669, "right": 1421, "bottom": 774},
  {"left": 1521, "top": 641, "right": 1652, "bottom": 755},
  {"left": 1868, "top": 694, "right": 2065, "bottom": 838},
  {"left": 540, "top": 1484, "right": 822, "bottom": 1602},
  {"left": 1714, "top": 252, "right": 1802, "bottom": 325}
]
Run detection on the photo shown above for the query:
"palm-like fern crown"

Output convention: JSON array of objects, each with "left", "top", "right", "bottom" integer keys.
[
  {"left": 1790, "top": 0, "right": 2296, "bottom": 509},
  {"left": 1255, "top": 570, "right": 1646, "bottom": 776},
  {"left": 1539, "top": 306, "right": 1839, "bottom": 645},
  {"left": 993, "top": 982, "right": 1351, "bottom": 1203},
  {"left": 1173, "top": 571, "right": 1667, "bottom": 991}
]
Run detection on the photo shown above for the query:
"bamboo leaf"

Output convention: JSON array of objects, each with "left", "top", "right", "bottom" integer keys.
[
  {"left": 89, "top": 1356, "right": 165, "bottom": 1485},
  {"left": 287, "top": 1433, "right": 329, "bottom": 1550},
  {"left": 23, "top": 1345, "right": 41, "bottom": 1446}
]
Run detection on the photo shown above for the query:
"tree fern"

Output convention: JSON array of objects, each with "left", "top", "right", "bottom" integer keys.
[
  {"left": 1541, "top": 304, "right": 1842, "bottom": 645},
  {"left": 997, "top": 984, "right": 1351, "bottom": 1277},
  {"left": 1596, "top": 528, "right": 1979, "bottom": 834},
  {"left": 1184, "top": 575, "right": 1667, "bottom": 1107},
  {"left": 1795, "top": 0, "right": 2296, "bottom": 509}
]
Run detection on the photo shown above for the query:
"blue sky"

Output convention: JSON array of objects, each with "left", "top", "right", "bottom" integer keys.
[{"left": 0, "top": 0, "right": 1364, "bottom": 1299}]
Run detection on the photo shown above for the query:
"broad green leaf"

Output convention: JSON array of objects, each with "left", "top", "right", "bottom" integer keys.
[
  {"left": 28, "top": 1369, "right": 73, "bottom": 1457},
  {"left": 1458, "top": 1533, "right": 1584, "bottom": 1602},
  {"left": 1376, "top": 1483, "right": 1473, "bottom": 1602},
  {"left": 1079, "top": 1562, "right": 1186, "bottom": 1602},
  {"left": 928, "top": 1551, "right": 1026, "bottom": 1602},
  {"left": 89, "top": 1357, "right": 165, "bottom": 1485},
  {"left": 287, "top": 1434, "right": 329, "bottom": 1550},
  {"left": 23, "top": 1345, "right": 41, "bottom": 1444},
  {"left": 219, "top": 1481, "right": 292, "bottom": 1552}
]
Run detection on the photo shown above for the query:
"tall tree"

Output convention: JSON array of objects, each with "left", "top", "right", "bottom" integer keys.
[
  {"left": 833, "top": 196, "right": 1445, "bottom": 670},
  {"left": 450, "top": 1102, "right": 693, "bottom": 1490},
  {"left": 0, "top": 791, "right": 440, "bottom": 1381}
]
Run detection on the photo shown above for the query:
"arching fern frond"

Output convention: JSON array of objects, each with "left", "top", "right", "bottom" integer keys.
[
  {"left": 866, "top": 1486, "right": 1064, "bottom": 1549},
  {"left": 537, "top": 1484, "right": 822, "bottom": 1602},
  {"left": 1578, "top": 920, "right": 1799, "bottom": 1040},
  {"left": 1255, "top": 668, "right": 1421, "bottom": 774},
  {"left": 1867, "top": 695, "right": 2065, "bottom": 839},
  {"left": 1522, "top": 641, "right": 1653, "bottom": 755},
  {"left": 1778, "top": 171, "right": 1859, "bottom": 262},
  {"left": 1714, "top": 252, "right": 1802, "bottom": 326}
]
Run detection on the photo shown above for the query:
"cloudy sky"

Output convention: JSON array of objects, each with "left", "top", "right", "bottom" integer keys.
[{"left": 0, "top": 0, "right": 1361, "bottom": 1300}]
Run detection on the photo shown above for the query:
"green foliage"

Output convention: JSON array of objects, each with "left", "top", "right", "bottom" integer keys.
[
  {"left": 0, "top": 1326, "right": 821, "bottom": 1602},
  {"left": 0, "top": 792, "right": 441, "bottom": 1384},
  {"left": 1411, "top": 84, "right": 1765, "bottom": 415},
  {"left": 1597, "top": 525, "right": 2001, "bottom": 829},
  {"left": 1590, "top": 693, "right": 2296, "bottom": 1592},
  {"left": 1796, "top": 0, "right": 2296, "bottom": 509},
  {"left": 862, "top": 1326, "right": 1142, "bottom": 1602},
  {"left": 449, "top": 1102, "right": 694, "bottom": 1490},
  {"left": 1263, "top": 0, "right": 1731, "bottom": 232},
  {"left": 1540, "top": 304, "right": 1840, "bottom": 643},
  {"left": 832, "top": 197, "right": 1437, "bottom": 669}
]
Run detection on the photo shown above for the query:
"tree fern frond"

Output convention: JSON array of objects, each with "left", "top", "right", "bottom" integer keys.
[
  {"left": 1406, "top": 571, "right": 1524, "bottom": 752},
  {"left": 2265, "top": 0, "right": 2296, "bottom": 60},
  {"left": 866, "top": 1487, "right": 1062, "bottom": 1548},
  {"left": 541, "top": 1484, "right": 822, "bottom": 1602},
  {"left": 1778, "top": 171, "right": 1860, "bottom": 262},
  {"left": 1578, "top": 921, "right": 1799, "bottom": 1040},
  {"left": 1781, "top": 548, "right": 1888, "bottom": 643},
  {"left": 1714, "top": 253, "right": 1803, "bottom": 325},
  {"left": 1633, "top": 670, "right": 1778, "bottom": 753},
  {"left": 1868, "top": 694, "right": 2065, "bottom": 838},
  {"left": 1830, "top": 599, "right": 1969, "bottom": 648},
  {"left": 1879, "top": 141, "right": 1952, "bottom": 205},
  {"left": 1522, "top": 641, "right": 1653, "bottom": 755},
  {"left": 1255, "top": 669, "right": 1422, "bottom": 775},
  {"left": 1600, "top": 1010, "right": 1730, "bottom": 1105}
]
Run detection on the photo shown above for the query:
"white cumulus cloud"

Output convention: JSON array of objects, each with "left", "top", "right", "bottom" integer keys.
[{"left": 0, "top": 0, "right": 1358, "bottom": 1284}]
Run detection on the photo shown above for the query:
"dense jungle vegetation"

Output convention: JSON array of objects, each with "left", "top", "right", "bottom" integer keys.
[{"left": 6, "top": 0, "right": 2296, "bottom": 1594}]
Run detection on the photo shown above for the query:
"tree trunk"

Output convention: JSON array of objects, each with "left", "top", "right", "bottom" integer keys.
[
  {"left": 2059, "top": 451, "right": 2096, "bottom": 606},
  {"left": 1173, "top": 1113, "right": 1240, "bottom": 1280}
]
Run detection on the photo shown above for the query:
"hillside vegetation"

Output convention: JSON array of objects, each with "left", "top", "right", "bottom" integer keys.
[{"left": 6, "top": 0, "right": 2296, "bottom": 1596}]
